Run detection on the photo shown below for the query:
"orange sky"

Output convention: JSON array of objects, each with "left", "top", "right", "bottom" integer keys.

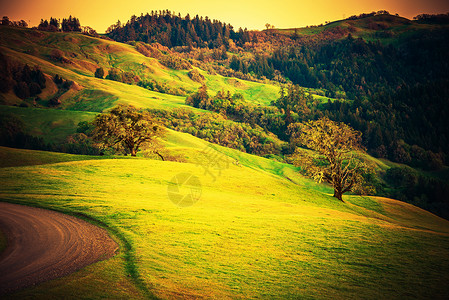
[{"left": 1, "top": 0, "right": 449, "bottom": 32}]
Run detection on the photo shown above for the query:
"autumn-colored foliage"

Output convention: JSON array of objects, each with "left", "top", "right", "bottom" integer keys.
[
  {"left": 92, "top": 105, "right": 166, "bottom": 157},
  {"left": 291, "top": 117, "right": 374, "bottom": 201}
]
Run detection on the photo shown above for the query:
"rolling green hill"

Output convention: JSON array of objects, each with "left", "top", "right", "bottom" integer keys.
[
  {"left": 0, "top": 26, "right": 280, "bottom": 111},
  {"left": 1, "top": 144, "right": 449, "bottom": 299}
]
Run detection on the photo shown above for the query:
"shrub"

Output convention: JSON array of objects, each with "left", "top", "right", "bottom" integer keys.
[
  {"left": 188, "top": 69, "right": 205, "bottom": 83},
  {"left": 160, "top": 55, "right": 191, "bottom": 70},
  {"left": 28, "top": 82, "right": 42, "bottom": 96},
  {"left": 48, "top": 96, "right": 61, "bottom": 106},
  {"left": 94, "top": 67, "right": 104, "bottom": 79},
  {"left": 14, "top": 81, "right": 29, "bottom": 99}
]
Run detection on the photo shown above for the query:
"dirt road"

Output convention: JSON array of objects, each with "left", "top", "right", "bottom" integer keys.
[{"left": 0, "top": 202, "right": 118, "bottom": 295}]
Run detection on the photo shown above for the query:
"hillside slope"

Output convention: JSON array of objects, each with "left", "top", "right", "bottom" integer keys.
[
  {"left": 1, "top": 145, "right": 449, "bottom": 299},
  {"left": 0, "top": 26, "right": 280, "bottom": 111},
  {"left": 276, "top": 14, "right": 449, "bottom": 44}
]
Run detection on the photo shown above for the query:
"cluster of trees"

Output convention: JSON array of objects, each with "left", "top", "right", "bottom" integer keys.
[
  {"left": 1, "top": 16, "right": 27, "bottom": 27},
  {"left": 13, "top": 65, "right": 46, "bottom": 99},
  {"left": 137, "top": 79, "right": 188, "bottom": 96},
  {"left": 134, "top": 42, "right": 193, "bottom": 69},
  {"left": 187, "top": 69, "right": 204, "bottom": 82},
  {"left": 316, "top": 80, "right": 448, "bottom": 169},
  {"left": 48, "top": 74, "right": 74, "bottom": 106},
  {"left": 105, "top": 68, "right": 138, "bottom": 84},
  {"left": 185, "top": 85, "right": 287, "bottom": 138},
  {"left": 0, "top": 53, "right": 46, "bottom": 100},
  {"left": 414, "top": 13, "right": 449, "bottom": 24},
  {"left": 272, "top": 85, "right": 312, "bottom": 126},
  {"left": 345, "top": 10, "right": 392, "bottom": 21},
  {"left": 37, "top": 16, "right": 81, "bottom": 32},
  {"left": 231, "top": 36, "right": 404, "bottom": 99},
  {"left": 149, "top": 108, "right": 283, "bottom": 156},
  {"left": 61, "top": 16, "right": 81, "bottom": 32},
  {"left": 94, "top": 67, "right": 104, "bottom": 79},
  {"left": 37, "top": 17, "right": 60, "bottom": 31},
  {"left": 193, "top": 54, "right": 267, "bottom": 84},
  {"left": 385, "top": 166, "right": 449, "bottom": 219},
  {"left": 0, "top": 53, "right": 76, "bottom": 107},
  {"left": 185, "top": 84, "right": 318, "bottom": 142},
  {"left": 159, "top": 55, "right": 192, "bottom": 70},
  {"left": 106, "top": 10, "right": 251, "bottom": 48}
]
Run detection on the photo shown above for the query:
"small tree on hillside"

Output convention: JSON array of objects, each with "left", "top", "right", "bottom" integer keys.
[
  {"left": 2, "top": 16, "right": 10, "bottom": 26},
  {"left": 185, "top": 84, "right": 210, "bottom": 109},
  {"left": 92, "top": 104, "right": 166, "bottom": 157},
  {"left": 291, "top": 117, "right": 374, "bottom": 201},
  {"left": 94, "top": 67, "right": 104, "bottom": 79}
]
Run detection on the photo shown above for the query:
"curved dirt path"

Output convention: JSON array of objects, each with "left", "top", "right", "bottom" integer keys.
[{"left": 0, "top": 202, "right": 118, "bottom": 295}]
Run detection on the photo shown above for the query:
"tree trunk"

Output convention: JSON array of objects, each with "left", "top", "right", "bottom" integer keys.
[
  {"left": 333, "top": 188, "right": 344, "bottom": 202},
  {"left": 130, "top": 148, "right": 137, "bottom": 157},
  {"left": 155, "top": 151, "right": 165, "bottom": 161}
]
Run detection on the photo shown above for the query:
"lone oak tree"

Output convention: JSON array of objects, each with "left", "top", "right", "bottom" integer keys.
[
  {"left": 92, "top": 104, "right": 166, "bottom": 157},
  {"left": 291, "top": 117, "right": 373, "bottom": 202}
]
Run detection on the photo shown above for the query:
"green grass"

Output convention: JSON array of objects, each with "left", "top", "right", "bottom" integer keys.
[
  {"left": 1, "top": 145, "right": 449, "bottom": 299},
  {"left": 0, "top": 146, "right": 130, "bottom": 168},
  {"left": 0, "top": 105, "right": 97, "bottom": 143}
]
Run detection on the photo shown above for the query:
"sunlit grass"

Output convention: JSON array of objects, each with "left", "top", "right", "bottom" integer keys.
[{"left": 1, "top": 146, "right": 449, "bottom": 299}]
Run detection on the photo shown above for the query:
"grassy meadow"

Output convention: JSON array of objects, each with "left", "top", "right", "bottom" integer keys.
[{"left": 1, "top": 140, "right": 449, "bottom": 299}]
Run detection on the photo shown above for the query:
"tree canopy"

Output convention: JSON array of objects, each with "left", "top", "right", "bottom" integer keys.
[
  {"left": 94, "top": 67, "right": 104, "bottom": 79},
  {"left": 105, "top": 10, "right": 250, "bottom": 48},
  {"left": 291, "top": 117, "right": 373, "bottom": 201},
  {"left": 271, "top": 84, "right": 311, "bottom": 126},
  {"left": 92, "top": 105, "right": 166, "bottom": 157}
]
